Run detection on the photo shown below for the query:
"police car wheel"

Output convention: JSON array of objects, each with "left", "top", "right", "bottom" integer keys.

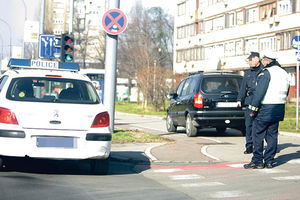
[
  {"left": 186, "top": 114, "right": 197, "bottom": 137},
  {"left": 90, "top": 158, "right": 110, "bottom": 175},
  {"left": 0, "top": 157, "right": 3, "bottom": 171}
]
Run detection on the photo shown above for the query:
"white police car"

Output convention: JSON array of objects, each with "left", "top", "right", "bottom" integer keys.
[{"left": 0, "top": 59, "right": 111, "bottom": 174}]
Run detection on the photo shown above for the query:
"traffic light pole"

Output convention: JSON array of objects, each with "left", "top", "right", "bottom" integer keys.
[{"left": 103, "top": 0, "right": 120, "bottom": 132}]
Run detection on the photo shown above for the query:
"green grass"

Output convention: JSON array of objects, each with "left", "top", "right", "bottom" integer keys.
[
  {"left": 112, "top": 129, "right": 172, "bottom": 144},
  {"left": 115, "top": 101, "right": 166, "bottom": 116},
  {"left": 279, "top": 102, "right": 300, "bottom": 133}
]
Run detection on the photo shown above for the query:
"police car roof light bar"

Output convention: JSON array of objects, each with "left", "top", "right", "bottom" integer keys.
[{"left": 8, "top": 58, "right": 80, "bottom": 72}]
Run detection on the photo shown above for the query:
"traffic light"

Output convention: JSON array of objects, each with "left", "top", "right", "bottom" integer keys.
[{"left": 61, "top": 33, "right": 74, "bottom": 62}]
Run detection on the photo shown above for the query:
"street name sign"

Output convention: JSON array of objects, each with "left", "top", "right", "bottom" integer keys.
[{"left": 102, "top": 9, "right": 127, "bottom": 35}]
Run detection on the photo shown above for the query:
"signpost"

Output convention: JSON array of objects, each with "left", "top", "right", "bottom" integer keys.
[
  {"left": 292, "top": 36, "right": 300, "bottom": 129},
  {"left": 38, "top": 34, "right": 59, "bottom": 59},
  {"left": 102, "top": 3, "right": 126, "bottom": 131}
]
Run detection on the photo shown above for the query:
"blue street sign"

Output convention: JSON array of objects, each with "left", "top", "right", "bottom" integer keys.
[
  {"left": 291, "top": 36, "right": 300, "bottom": 50},
  {"left": 39, "top": 34, "right": 60, "bottom": 59}
]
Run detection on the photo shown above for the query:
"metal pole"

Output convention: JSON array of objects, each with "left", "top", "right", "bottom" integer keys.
[
  {"left": 297, "top": 45, "right": 300, "bottom": 130},
  {"left": 69, "top": 0, "right": 74, "bottom": 34},
  {"left": 21, "top": 0, "right": 27, "bottom": 58},
  {"left": 0, "top": 19, "right": 12, "bottom": 58},
  {"left": 104, "top": 0, "right": 120, "bottom": 132},
  {"left": 40, "top": 0, "right": 46, "bottom": 34}
]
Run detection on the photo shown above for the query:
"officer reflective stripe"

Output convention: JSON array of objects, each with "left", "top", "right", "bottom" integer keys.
[
  {"left": 262, "top": 65, "right": 289, "bottom": 104},
  {"left": 248, "top": 105, "right": 258, "bottom": 111}
]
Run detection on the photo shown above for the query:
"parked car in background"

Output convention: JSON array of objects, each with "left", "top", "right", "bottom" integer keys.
[{"left": 166, "top": 71, "right": 245, "bottom": 137}]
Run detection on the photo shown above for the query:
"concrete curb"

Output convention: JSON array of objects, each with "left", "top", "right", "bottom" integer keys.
[{"left": 280, "top": 131, "right": 300, "bottom": 137}]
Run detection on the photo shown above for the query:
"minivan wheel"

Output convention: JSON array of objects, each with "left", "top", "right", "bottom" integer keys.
[
  {"left": 216, "top": 127, "right": 226, "bottom": 134},
  {"left": 166, "top": 114, "right": 177, "bottom": 132},
  {"left": 186, "top": 114, "right": 197, "bottom": 137}
]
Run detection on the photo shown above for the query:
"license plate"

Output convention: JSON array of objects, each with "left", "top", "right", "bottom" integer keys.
[
  {"left": 36, "top": 137, "right": 77, "bottom": 148},
  {"left": 216, "top": 102, "right": 238, "bottom": 108}
]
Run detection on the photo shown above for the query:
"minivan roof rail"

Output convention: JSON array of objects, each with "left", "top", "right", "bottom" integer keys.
[{"left": 189, "top": 70, "right": 239, "bottom": 76}]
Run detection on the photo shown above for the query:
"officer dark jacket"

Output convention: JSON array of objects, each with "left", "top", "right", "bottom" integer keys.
[
  {"left": 248, "top": 60, "right": 289, "bottom": 122},
  {"left": 237, "top": 62, "right": 263, "bottom": 106}
]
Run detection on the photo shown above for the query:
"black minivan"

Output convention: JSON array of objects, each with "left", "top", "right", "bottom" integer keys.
[{"left": 166, "top": 71, "right": 245, "bottom": 137}]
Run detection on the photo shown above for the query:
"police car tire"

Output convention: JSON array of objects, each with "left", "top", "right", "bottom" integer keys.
[
  {"left": 0, "top": 157, "right": 3, "bottom": 171},
  {"left": 90, "top": 157, "right": 110, "bottom": 175},
  {"left": 186, "top": 114, "right": 197, "bottom": 137},
  {"left": 166, "top": 114, "right": 177, "bottom": 132}
]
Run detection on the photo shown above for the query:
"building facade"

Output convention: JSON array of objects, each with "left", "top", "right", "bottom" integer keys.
[
  {"left": 44, "top": 0, "right": 106, "bottom": 68},
  {"left": 174, "top": 0, "right": 300, "bottom": 97}
]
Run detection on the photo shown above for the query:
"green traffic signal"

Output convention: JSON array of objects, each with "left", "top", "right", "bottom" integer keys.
[
  {"left": 65, "top": 54, "right": 73, "bottom": 62},
  {"left": 61, "top": 33, "right": 74, "bottom": 62}
]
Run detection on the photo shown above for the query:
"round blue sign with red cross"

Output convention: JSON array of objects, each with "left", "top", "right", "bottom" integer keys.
[{"left": 102, "top": 9, "right": 127, "bottom": 35}]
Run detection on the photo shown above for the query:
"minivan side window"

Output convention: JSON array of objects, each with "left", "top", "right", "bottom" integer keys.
[
  {"left": 176, "top": 79, "right": 186, "bottom": 96},
  {"left": 181, "top": 78, "right": 193, "bottom": 96},
  {"left": 0, "top": 76, "right": 8, "bottom": 93}
]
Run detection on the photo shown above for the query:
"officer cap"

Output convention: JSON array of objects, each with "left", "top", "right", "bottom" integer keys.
[
  {"left": 247, "top": 52, "right": 260, "bottom": 59},
  {"left": 263, "top": 51, "right": 277, "bottom": 60}
]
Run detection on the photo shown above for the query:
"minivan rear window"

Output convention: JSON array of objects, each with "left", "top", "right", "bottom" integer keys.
[
  {"left": 201, "top": 76, "right": 242, "bottom": 94},
  {"left": 6, "top": 77, "right": 100, "bottom": 104}
]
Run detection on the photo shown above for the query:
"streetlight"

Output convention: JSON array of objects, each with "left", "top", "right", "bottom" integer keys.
[
  {"left": 0, "top": 18, "right": 12, "bottom": 58},
  {"left": 21, "top": 0, "right": 28, "bottom": 58}
]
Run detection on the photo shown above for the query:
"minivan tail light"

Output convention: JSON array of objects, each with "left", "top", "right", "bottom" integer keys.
[
  {"left": 0, "top": 107, "right": 18, "bottom": 125},
  {"left": 194, "top": 93, "right": 203, "bottom": 108},
  {"left": 91, "top": 112, "right": 110, "bottom": 128}
]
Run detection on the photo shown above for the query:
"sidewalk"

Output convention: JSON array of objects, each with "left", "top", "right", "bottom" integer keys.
[{"left": 111, "top": 131, "right": 300, "bottom": 164}]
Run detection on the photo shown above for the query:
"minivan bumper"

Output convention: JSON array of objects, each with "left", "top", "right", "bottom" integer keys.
[{"left": 190, "top": 110, "right": 245, "bottom": 129}]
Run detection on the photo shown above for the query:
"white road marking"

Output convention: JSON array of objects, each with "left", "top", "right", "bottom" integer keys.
[
  {"left": 226, "top": 163, "right": 245, "bottom": 168},
  {"left": 199, "top": 136, "right": 222, "bottom": 143},
  {"left": 201, "top": 145, "right": 220, "bottom": 161},
  {"left": 210, "top": 190, "right": 249, "bottom": 198},
  {"left": 153, "top": 168, "right": 183, "bottom": 173},
  {"left": 170, "top": 174, "right": 205, "bottom": 180},
  {"left": 272, "top": 176, "right": 300, "bottom": 181},
  {"left": 182, "top": 182, "right": 224, "bottom": 187},
  {"left": 258, "top": 169, "right": 288, "bottom": 174},
  {"left": 287, "top": 159, "right": 300, "bottom": 164}
]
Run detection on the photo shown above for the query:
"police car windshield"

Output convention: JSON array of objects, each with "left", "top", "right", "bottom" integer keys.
[
  {"left": 201, "top": 77, "right": 242, "bottom": 94},
  {"left": 6, "top": 77, "right": 100, "bottom": 104}
]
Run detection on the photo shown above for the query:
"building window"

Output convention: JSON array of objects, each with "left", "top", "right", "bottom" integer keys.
[
  {"left": 178, "top": 2, "right": 186, "bottom": 16},
  {"left": 225, "top": 12, "right": 235, "bottom": 28},
  {"left": 235, "top": 40, "right": 243, "bottom": 56},
  {"left": 225, "top": 42, "right": 235, "bottom": 57},
  {"left": 245, "top": 38, "right": 258, "bottom": 54},
  {"left": 245, "top": 6, "right": 259, "bottom": 23},
  {"left": 176, "top": 50, "right": 184, "bottom": 63},
  {"left": 236, "top": 10, "right": 244, "bottom": 25},
  {"left": 280, "top": 30, "right": 298, "bottom": 50},
  {"left": 260, "top": 36, "right": 276, "bottom": 52},
  {"left": 213, "top": 15, "right": 225, "bottom": 30},
  {"left": 215, "top": 44, "right": 224, "bottom": 58},
  {"left": 278, "top": 0, "right": 293, "bottom": 15},
  {"left": 259, "top": 2, "right": 276, "bottom": 21},
  {"left": 204, "top": 19, "right": 213, "bottom": 33}
]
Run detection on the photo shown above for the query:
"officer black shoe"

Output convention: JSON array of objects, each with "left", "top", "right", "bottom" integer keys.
[
  {"left": 244, "top": 162, "right": 264, "bottom": 169},
  {"left": 244, "top": 147, "right": 253, "bottom": 154},
  {"left": 265, "top": 163, "right": 273, "bottom": 169}
]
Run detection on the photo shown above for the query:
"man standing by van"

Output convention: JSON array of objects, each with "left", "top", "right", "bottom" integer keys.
[{"left": 237, "top": 52, "right": 263, "bottom": 154}]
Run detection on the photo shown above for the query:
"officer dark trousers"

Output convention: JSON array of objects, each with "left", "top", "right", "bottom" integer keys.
[
  {"left": 245, "top": 109, "right": 253, "bottom": 150},
  {"left": 252, "top": 119, "right": 279, "bottom": 164}
]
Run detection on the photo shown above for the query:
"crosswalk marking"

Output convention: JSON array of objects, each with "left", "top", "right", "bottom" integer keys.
[
  {"left": 287, "top": 159, "right": 300, "bottom": 164},
  {"left": 226, "top": 163, "right": 245, "bottom": 168},
  {"left": 258, "top": 169, "right": 288, "bottom": 174},
  {"left": 210, "top": 190, "right": 249, "bottom": 198},
  {"left": 170, "top": 174, "right": 204, "bottom": 180},
  {"left": 182, "top": 182, "right": 224, "bottom": 187},
  {"left": 153, "top": 169, "right": 183, "bottom": 173},
  {"left": 272, "top": 175, "right": 300, "bottom": 181}
]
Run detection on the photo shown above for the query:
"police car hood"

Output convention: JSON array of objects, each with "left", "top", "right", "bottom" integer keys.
[{"left": 13, "top": 103, "right": 106, "bottom": 130}]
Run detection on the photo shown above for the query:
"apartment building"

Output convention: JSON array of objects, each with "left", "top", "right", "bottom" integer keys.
[{"left": 174, "top": 0, "right": 300, "bottom": 97}]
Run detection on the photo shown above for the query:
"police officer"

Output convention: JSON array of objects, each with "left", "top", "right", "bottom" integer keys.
[
  {"left": 237, "top": 52, "right": 263, "bottom": 154},
  {"left": 244, "top": 51, "right": 289, "bottom": 169}
]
